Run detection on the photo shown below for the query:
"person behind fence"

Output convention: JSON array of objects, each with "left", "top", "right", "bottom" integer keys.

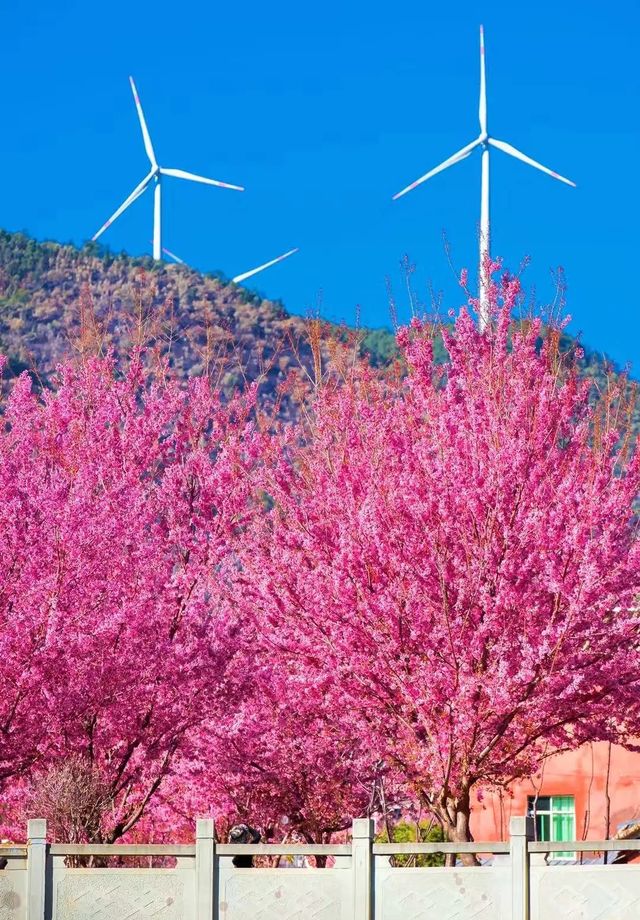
[{"left": 229, "top": 824, "right": 261, "bottom": 868}]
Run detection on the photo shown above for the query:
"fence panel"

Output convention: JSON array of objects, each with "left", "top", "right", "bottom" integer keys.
[
  {"left": 375, "top": 864, "right": 511, "bottom": 920},
  {"left": 0, "top": 846, "right": 27, "bottom": 920},
  {"left": 531, "top": 864, "right": 640, "bottom": 920},
  {"left": 217, "top": 863, "right": 352, "bottom": 920},
  {"left": 50, "top": 867, "right": 194, "bottom": 920},
  {"left": 216, "top": 840, "right": 355, "bottom": 920}
]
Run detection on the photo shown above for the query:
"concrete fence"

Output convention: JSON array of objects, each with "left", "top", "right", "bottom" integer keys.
[{"left": 1, "top": 816, "right": 640, "bottom": 919}]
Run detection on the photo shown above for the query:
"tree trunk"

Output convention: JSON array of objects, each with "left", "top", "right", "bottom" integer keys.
[
  {"left": 603, "top": 741, "right": 612, "bottom": 865},
  {"left": 434, "top": 786, "right": 479, "bottom": 867}
]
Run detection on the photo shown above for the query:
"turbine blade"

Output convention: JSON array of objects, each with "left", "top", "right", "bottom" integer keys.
[
  {"left": 232, "top": 248, "right": 299, "bottom": 285},
  {"left": 479, "top": 25, "right": 487, "bottom": 135},
  {"left": 162, "top": 246, "right": 185, "bottom": 264},
  {"left": 130, "top": 184, "right": 148, "bottom": 204},
  {"left": 392, "top": 138, "right": 481, "bottom": 200},
  {"left": 147, "top": 241, "right": 186, "bottom": 263},
  {"left": 160, "top": 167, "right": 244, "bottom": 191},
  {"left": 489, "top": 138, "right": 576, "bottom": 187},
  {"left": 91, "top": 173, "right": 153, "bottom": 241},
  {"left": 129, "top": 77, "right": 157, "bottom": 167}
]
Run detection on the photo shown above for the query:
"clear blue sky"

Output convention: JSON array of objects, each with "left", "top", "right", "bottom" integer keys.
[{"left": 2, "top": 1, "right": 638, "bottom": 368}]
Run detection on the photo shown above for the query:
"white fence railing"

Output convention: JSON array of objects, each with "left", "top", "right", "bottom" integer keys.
[{"left": 1, "top": 816, "right": 640, "bottom": 919}]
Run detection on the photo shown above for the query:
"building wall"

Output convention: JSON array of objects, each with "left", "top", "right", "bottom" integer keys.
[{"left": 470, "top": 742, "right": 640, "bottom": 841}]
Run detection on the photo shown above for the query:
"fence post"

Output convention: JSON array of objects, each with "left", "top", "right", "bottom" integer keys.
[
  {"left": 352, "top": 818, "right": 373, "bottom": 920},
  {"left": 26, "top": 818, "right": 47, "bottom": 920},
  {"left": 195, "top": 818, "right": 216, "bottom": 920},
  {"left": 510, "top": 815, "right": 533, "bottom": 920}
]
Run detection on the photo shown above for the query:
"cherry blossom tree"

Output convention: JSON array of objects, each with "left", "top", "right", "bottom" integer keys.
[
  {"left": 0, "top": 351, "right": 257, "bottom": 841},
  {"left": 239, "top": 271, "right": 640, "bottom": 848}
]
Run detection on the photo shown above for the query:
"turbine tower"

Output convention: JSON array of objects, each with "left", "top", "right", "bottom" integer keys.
[
  {"left": 393, "top": 26, "right": 576, "bottom": 330},
  {"left": 92, "top": 77, "right": 244, "bottom": 261}
]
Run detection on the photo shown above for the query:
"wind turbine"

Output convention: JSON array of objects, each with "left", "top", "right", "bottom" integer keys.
[
  {"left": 160, "top": 244, "right": 299, "bottom": 285},
  {"left": 92, "top": 77, "right": 244, "bottom": 261},
  {"left": 392, "top": 26, "right": 576, "bottom": 330}
]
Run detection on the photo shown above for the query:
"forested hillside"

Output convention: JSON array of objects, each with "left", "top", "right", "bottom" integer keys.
[
  {"left": 0, "top": 230, "right": 319, "bottom": 394},
  {"left": 0, "top": 229, "right": 636, "bottom": 430}
]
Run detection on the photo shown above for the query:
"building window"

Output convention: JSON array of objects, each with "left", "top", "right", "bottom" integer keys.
[{"left": 527, "top": 795, "right": 575, "bottom": 860}]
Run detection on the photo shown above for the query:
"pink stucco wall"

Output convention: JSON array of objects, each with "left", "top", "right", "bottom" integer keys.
[{"left": 470, "top": 742, "right": 640, "bottom": 842}]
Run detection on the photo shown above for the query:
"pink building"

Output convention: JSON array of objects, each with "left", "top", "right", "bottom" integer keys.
[{"left": 470, "top": 742, "right": 640, "bottom": 848}]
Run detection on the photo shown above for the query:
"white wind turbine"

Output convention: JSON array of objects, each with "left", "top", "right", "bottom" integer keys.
[
  {"left": 92, "top": 77, "right": 244, "bottom": 261},
  {"left": 160, "top": 245, "right": 300, "bottom": 285},
  {"left": 393, "top": 26, "right": 576, "bottom": 330}
]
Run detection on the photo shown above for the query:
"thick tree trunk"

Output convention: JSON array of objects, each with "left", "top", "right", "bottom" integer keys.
[{"left": 433, "top": 786, "right": 479, "bottom": 867}]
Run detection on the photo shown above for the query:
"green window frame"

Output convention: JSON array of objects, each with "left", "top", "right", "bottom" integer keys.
[{"left": 527, "top": 795, "right": 575, "bottom": 860}]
